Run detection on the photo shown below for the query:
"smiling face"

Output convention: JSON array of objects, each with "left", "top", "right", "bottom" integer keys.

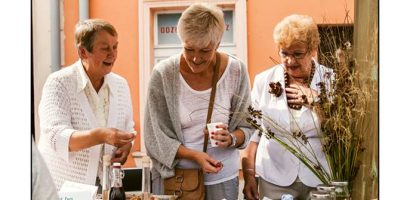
[
  {"left": 279, "top": 41, "right": 315, "bottom": 79},
  {"left": 181, "top": 41, "right": 218, "bottom": 74},
  {"left": 79, "top": 30, "right": 118, "bottom": 79}
]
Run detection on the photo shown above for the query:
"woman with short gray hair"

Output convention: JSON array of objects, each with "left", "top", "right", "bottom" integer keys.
[
  {"left": 38, "top": 19, "right": 135, "bottom": 190},
  {"left": 144, "top": 3, "right": 253, "bottom": 200}
]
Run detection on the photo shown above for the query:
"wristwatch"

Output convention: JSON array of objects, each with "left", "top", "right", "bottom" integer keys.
[{"left": 229, "top": 133, "right": 237, "bottom": 148}]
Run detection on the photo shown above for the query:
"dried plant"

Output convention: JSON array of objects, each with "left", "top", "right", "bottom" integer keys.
[{"left": 317, "top": 46, "right": 375, "bottom": 185}]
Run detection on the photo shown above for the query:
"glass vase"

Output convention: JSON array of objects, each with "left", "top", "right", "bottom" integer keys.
[
  {"left": 330, "top": 181, "right": 350, "bottom": 200},
  {"left": 316, "top": 184, "right": 336, "bottom": 200}
]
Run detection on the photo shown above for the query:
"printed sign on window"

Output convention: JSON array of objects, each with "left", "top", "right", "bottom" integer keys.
[{"left": 157, "top": 10, "right": 234, "bottom": 45}]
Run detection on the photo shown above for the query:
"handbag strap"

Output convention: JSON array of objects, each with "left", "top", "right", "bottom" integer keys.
[{"left": 203, "top": 52, "right": 221, "bottom": 152}]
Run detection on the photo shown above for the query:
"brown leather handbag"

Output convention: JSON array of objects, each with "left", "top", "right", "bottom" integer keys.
[{"left": 163, "top": 53, "right": 221, "bottom": 200}]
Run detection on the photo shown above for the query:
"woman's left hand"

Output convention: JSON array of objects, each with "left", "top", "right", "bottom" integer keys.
[
  {"left": 111, "top": 142, "right": 132, "bottom": 164},
  {"left": 285, "top": 83, "right": 318, "bottom": 106},
  {"left": 204, "top": 123, "right": 232, "bottom": 148}
]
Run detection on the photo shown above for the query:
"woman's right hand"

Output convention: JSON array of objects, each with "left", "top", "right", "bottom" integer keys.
[
  {"left": 243, "top": 170, "right": 259, "bottom": 200},
  {"left": 95, "top": 128, "right": 135, "bottom": 147},
  {"left": 242, "top": 141, "right": 259, "bottom": 199},
  {"left": 193, "top": 151, "right": 223, "bottom": 174}
]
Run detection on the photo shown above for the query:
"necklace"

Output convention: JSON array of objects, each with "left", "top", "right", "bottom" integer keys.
[{"left": 284, "top": 60, "right": 316, "bottom": 110}]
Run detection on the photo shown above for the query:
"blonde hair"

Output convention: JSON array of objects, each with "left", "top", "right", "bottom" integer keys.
[
  {"left": 273, "top": 14, "right": 320, "bottom": 52},
  {"left": 177, "top": 3, "right": 225, "bottom": 47},
  {"left": 75, "top": 19, "right": 117, "bottom": 52}
]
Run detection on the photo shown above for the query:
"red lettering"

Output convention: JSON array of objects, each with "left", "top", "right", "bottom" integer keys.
[{"left": 160, "top": 26, "right": 178, "bottom": 34}]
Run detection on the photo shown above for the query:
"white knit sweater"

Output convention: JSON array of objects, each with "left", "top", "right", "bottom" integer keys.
[{"left": 37, "top": 60, "right": 134, "bottom": 190}]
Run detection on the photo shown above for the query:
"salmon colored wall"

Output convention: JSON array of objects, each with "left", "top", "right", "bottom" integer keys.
[
  {"left": 63, "top": 0, "right": 140, "bottom": 168},
  {"left": 246, "top": 0, "right": 354, "bottom": 85}
]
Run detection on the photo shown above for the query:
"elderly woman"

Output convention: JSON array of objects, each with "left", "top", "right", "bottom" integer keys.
[
  {"left": 37, "top": 19, "right": 136, "bottom": 190},
  {"left": 242, "top": 15, "right": 332, "bottom": 200},
  {"left": 144, "top": 3, "right": 253, "bottom": 200}
]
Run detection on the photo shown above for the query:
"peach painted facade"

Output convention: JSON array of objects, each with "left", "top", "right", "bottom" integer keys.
[{"left": 58, "top": 0, "right": 353, "bottom": 167}]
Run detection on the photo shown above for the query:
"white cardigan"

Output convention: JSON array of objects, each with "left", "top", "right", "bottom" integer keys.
[
  {"left": 251, "top": 60, "right": 332, "bottom": 187},
  {"left": 37, "top": 60, "right": 134, "bottom": 190}
]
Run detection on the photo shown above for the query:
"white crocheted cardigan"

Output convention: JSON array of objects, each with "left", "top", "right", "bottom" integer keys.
[{"left": 37, "top": 60, "right": 134, "bottom": 190}]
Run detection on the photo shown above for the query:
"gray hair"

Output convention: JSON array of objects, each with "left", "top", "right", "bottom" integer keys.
[
  {"left": 75, "top": 19, "right": 117, "bottom": 52},
  {"left": 177, "top": 3, "right": 225, "bottom": 48}
]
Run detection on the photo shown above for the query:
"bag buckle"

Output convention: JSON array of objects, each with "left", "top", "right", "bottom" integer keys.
[
  {"left": 174, "top": 189, "right": 183, "bottom": 197},
  {"left": 175, "top": 175, "right": 184, "bottom": 183}
]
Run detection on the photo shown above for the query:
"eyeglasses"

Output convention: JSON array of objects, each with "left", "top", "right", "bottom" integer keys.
[{"left": 279, "top": 51, "right": 308, "bottom": 60}]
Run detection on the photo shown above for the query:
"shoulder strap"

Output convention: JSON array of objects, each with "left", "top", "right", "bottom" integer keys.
[{"left": 203, "top": 52, "right": 221, "bottom": 152}]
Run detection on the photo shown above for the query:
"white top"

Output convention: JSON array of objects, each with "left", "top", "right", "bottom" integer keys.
[
  {"left": 250, "top": 60, "right": 332, "bottom": 187},
  {"left": 178, "top": 56, "right": 239, "bottom": 185},
  {"left": 82, "top": 65, "right": 110, "bottom": 182},
  {"left": 37, "top": 60, "right": 134, "bottom": 190}
]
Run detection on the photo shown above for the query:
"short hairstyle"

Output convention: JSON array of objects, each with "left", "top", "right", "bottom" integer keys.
[
  {"left": 75, "top": 19, "right": 117, "bottom": 52},
  {"left": 177, "top": 3, "right": 225, "bottom": 48},
  {"left": 273, "top": 14, "right": 320, "bottom": 52}
]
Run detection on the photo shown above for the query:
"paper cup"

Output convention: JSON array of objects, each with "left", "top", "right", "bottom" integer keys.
[{"left": 207, "top": 122, "right": 223, "bottom": 147}]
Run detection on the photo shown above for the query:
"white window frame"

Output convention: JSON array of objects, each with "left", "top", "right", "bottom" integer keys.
[{"left": 138, "top": 0, "right": 248, "bottom": 152}]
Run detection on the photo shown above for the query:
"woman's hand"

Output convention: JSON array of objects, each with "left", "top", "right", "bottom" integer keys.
[
  {"left": 285, "top": 83, "right": 318, "bottom": 107},
  {"left": 243, "top": 169, "right": 259, "bottom": 200},
  {"left": 96, "top": 128, "right": 135, "bottom": 147},
  {"left": 111, "top": 142, "right": 132, "bottom": 164},
  {"left": 205, "top": 123, "right": 232, "bottom": 148},
  {"left": 193, "top": 151, "right": 223, "bottom": 174},
  {"left": 242, "top": 141, "right": 259, "bottom": 200},
  {"left": 69, "top": 128, "right": 135, "bottom": 152},
  {"left": 176, "top": 145, "right": 223, "bottom": 174}
]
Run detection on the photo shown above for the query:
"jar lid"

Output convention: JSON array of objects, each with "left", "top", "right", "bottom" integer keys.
[
  {"left": 317, "top": 184, "right": 335, "bottom": 191},
  {"left": 310, "top": 191, "right": 331, "bottom": 198},
  {"left": 331, "top": 181, "right": 348, "bottom": 186},
  {"left": 113, "top": 162, "right": 121, "bottom": 167}
]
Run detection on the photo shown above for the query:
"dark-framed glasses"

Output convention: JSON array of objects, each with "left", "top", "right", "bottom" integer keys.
[{"left": 279, "top": 50, "right": 308, "bottom": 60}]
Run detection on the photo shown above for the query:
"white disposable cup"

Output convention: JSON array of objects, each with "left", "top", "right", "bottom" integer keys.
[{"left": 207, "top": 122, "right": 224, "bottom": 147}]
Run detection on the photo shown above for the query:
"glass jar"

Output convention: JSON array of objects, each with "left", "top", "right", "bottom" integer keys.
[
  {"left": 330, "top": 181, "right": 350, "bottom": 200},
  {"left": 309, "top": 190, "right": 332, "bottom": 200},
  {"left": 316, "top": 184, "right": 336, "bottom": 200}
]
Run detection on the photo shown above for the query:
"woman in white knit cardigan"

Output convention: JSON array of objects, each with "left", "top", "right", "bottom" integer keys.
[{"left": 37, "top": 19, "right": 135, "bottom": 190}]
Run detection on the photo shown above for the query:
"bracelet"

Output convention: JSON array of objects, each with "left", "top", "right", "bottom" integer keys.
[
  {"left": 229, "top": 133, "right": 237, "bottom": 148},
  {"left": 244, "top": 168, "right": 256, "bottom": 175}
]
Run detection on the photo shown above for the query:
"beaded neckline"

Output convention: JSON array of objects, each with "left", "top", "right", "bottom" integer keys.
[{"left": 285, "top": 60, "right": 316, "bottom": 110}]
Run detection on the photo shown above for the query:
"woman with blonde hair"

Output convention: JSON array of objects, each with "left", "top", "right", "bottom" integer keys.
[
  {"left": 144, "top": 3, "right": 253, "bottom": 199},
  {"left": 242, "top": 14, "right": 333, "bottom": 200}
]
